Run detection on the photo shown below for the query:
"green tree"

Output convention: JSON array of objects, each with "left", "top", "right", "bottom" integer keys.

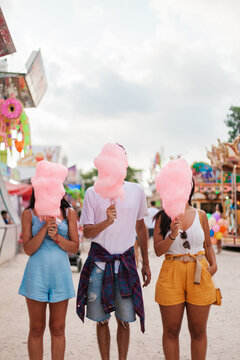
[
  {"left": 125, "top": 166, "right": 142, "bottom": 183},
  {"left": 80, "top": 166, "right": 142, "bottom": 190},
  {"left": 224, "top": 106, "right": 240, "bottom": 142},
  {"left": 80, "top": 168, "right": 98, "bottom": 190}
]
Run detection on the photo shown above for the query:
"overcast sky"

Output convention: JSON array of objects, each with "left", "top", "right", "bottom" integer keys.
[{"left": 1, "top": 0, "right": 240, "bottom": 173}]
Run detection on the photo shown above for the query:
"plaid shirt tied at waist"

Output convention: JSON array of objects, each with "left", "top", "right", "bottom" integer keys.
[{"left": 76, "top": 242, "right": 145, "bottom": 332}]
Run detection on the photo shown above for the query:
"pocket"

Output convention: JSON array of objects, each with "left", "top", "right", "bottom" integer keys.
[
  {"left": 201, "top": 260, "right": 212, "bottom": 279},
  {"left": 158, "top": 260, "right": 170, "bottom": 280}
]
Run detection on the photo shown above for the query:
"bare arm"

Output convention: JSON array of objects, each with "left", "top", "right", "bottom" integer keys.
[
  {"left": 83, "top": 205, "right": 116, "bottom": 239},
  {"left": 22, "top": 209, "right": 49, "bottom": 256},
  {"left": 47, "top": 209, "right": 79, "bottom": 253},
  {"left": 136, "top": 219, "right": 151, "bottom": 287},
  {"left": 153, "top": 216, "right": 181, "bottom": 256},
  {"left": 200, "top": 210, "right": 217, "bottom": 276}
]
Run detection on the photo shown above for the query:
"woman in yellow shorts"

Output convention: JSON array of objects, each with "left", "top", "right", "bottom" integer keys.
[{"left": 154, "top": 181, "right": 217, "bottom": 360}]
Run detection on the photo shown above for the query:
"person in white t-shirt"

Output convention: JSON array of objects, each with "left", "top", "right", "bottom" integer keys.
[
  {"left": 144, "top": 201, "right": 159, "bottom": 239},
  {"left": 76, "top": 147, "right": 151, "bottom": 360}
]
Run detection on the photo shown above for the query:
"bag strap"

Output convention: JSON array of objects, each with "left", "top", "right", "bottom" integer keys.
[
  {"left": 198, "top": 210, "right": 220, "bottom": 291},
  {"left": 197, "top": 209, "right": 211, "bottom": 264}
]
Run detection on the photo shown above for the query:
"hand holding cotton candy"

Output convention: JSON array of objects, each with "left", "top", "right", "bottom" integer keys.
[
  {"left": 31, "top": 160, "right": 68, "bottom": 217},
  {"left": 155, "top": 158, "right": 192, "bottom": 219},
  {"left": 93, "top": 143, "right": 128, "bottom": 202}
]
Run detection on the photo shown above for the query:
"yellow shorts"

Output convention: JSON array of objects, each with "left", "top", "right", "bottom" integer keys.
[{"left": 155, "top": 256, "right": 216, "bottom": 306}]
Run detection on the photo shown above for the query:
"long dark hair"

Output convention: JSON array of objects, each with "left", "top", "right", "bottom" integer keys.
[
  {"left": 154, "top": 178, "right": 195, "bottom": 238},
  {"left": 27, "top": 189, "right": 71, "bottom": 219}
]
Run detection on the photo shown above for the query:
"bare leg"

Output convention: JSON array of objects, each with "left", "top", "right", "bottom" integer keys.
[
  {"left": 160, "top": 303, "right": 185, "bottom": 360},
  {"left": 96, "top": 321, "right": 110, "bottom": 360},
  {"left": 217, "top": 240, "right": 222, "bottom": 254},
  {"left": 116, "top": 319, "right": 130, "bottom": 360},
  {"left": 186, "top": 303, "right": 211, "bottom": 360},
  {"left": 26, "top": 298, "right": 47, "bottom": 360},
  {"left": 49, "top": 300, "right": 68, "bottom": 360}
]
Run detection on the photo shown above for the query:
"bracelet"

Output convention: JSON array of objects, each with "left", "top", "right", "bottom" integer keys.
[
  {"left": 55, "top": 235, "right": 60, "bottom": 244},
  {"left": 169, "top": 234, "right": 176, "bottom": 241}
]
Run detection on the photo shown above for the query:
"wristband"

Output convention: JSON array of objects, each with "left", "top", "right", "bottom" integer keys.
[
  {"left": 169, "top": 234, "right": 176, "bottom": 241},
  {"left": 54, "top": 235, "right": 60, "bottom": 244}
]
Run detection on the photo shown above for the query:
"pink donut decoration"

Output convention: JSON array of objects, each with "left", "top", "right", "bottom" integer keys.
[{"left": 1, "top": 97, "right": 22, "bottom": 119}]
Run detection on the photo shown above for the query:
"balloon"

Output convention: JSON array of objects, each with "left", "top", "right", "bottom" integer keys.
[
  {"left": 93, "top": 143, "right": 128, "bottom": 202},
  {"left": 209, "top": 229, "right": 214, "bottom": 237},
  {"left": 212, "top": 212, "right": 221, "bottom": 222},
  {"left": 155, "top": 158, "right": 192, "bottom": 219},
  {"left": 206, "top": 213, "right": 211, "bottom": 220},
  {"left": 208, "top": 216, "right": 216, "bottom": 227},
  {"left": 220, "top": 226, "right": 226, "bottom": 233},
  {"left": 212, "top": 224, "right": 220, "bottom": 233},
  {"left": 215, "top": 232, "right": 223, "bottom": 240},
  {"left": 31, "top": 160, "right": 68, "bottom": 217},
  {"left": 217, "top": 218, "right": 225, "bottom": 226}
]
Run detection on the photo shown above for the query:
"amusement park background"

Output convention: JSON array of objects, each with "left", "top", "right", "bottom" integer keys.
[{"left": 1, "top": 2, "right": 240, "bottom": 359}]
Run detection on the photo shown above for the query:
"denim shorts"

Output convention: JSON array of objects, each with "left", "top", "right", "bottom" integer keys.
[{"left": 86, "top": 264, "right": 136, "bottom": 323}]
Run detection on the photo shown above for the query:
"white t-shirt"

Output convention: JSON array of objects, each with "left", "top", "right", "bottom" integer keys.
[
  {"left": 144, "top": 206, "right": 159, "bottom": 229},
  {"left": 81, "top": 181, "right": 148, "bottom": 270}
]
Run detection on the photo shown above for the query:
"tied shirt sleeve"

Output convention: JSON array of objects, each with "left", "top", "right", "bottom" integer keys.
[
  {"left": 80, "top": 188, "right": 95, "bottom": 225},
  {"left": 137, "top": 187, "right": 148, "bottom": 221}
]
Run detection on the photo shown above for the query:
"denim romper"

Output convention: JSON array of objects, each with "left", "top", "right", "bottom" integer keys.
[{"left": 19, "top": 209, "right": 75, "bottom": 302}]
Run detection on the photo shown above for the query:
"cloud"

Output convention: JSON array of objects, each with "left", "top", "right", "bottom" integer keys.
[{"left": 2, "top": 0, "right": 240, "bottom": 174}]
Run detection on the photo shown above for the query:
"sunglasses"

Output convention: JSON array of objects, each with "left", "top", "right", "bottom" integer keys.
[{"left": 180, "top": 231, "right": 191, "bottom": 249}]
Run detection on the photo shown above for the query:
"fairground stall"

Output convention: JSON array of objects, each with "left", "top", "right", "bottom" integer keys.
[{"left": 0, "top": 7, "right": 47, "bottom": 263}]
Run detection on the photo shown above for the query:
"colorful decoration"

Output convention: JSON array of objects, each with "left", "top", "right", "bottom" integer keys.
[
  {"left": 1, "top": 96, "right": 22, "bottom": 119},
  {"left": 208, "top": 216, "right": 229, "bottom": 240},
  {"left": 207, "top": 135, "right": 240, "bottom": 172},
  {"left": 0, "top": 95, "right": 32, "bottom": 157},
  {"left": 65, "top": 184, "right": 85, "bottom": 202},
  {"left": 15, "top": 139, "right": 24, "bottom": 153},
  {"left": 155, "top": 158, "right": 192, "bottom": 219},
  {"left": 192, "top": 162, "right": 240, "bottom": 185},
  {"left": 31, "top": 160, "right": 68, "bottom": 217},
  {"left": 20, "top": 111, "right": 31, "bottom": 153},
  {"left": 94, "top": 143, "right": 128, "bottom": 203},
  {"left": 212, "top": 212, "right": 221, "bottom": 222}
]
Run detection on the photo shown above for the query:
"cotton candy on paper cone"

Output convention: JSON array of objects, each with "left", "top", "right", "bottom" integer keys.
[
  {"left": 155, "top": 158, "right": 192, "bottom": 219},
  {"left": 94, "top": 143, "right": 128, "bottom": 202},
  {"left": 31, "top": 160, "right": 68, "bottom": 217}
]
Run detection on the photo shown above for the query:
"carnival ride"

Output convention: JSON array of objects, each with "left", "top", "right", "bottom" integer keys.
[{"left": 206, "top": 135, "right": 240, "bottom": 247}]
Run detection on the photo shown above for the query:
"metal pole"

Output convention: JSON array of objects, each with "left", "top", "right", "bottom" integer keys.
[
  {"left": 233, "top": 165, "right": 238, "bottom": 235},
  {"left": 221, "top": 167, "right": 224, "bottom": 206}
]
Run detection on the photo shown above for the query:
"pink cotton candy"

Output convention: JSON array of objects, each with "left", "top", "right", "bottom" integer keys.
[
  {"left": 155, "top": 158, "right": 192, "bottom": 219},
  {"left": 31, "top": 160, "right": 68, "bottom": 217},
  {"left": 94, "top": 143, "right": 128, "bottom": 202}
]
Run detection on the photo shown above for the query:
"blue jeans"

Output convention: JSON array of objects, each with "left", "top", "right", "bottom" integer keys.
[{"left": 86, "top": 264, "right": 136, "bottom": 323}]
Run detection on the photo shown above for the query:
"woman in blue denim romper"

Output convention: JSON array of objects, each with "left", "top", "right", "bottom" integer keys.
[{"left": 19, "top": 191, "right": 79, "bottom": 359}]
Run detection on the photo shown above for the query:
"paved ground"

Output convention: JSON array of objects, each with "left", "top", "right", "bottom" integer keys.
[{"left": 0, "top": 242, "right": 239, "bottom": 359}]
